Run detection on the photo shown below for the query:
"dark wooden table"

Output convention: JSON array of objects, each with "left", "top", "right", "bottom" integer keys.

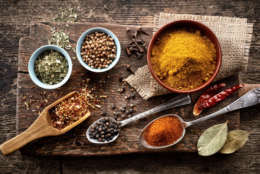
[{"left": 0, "top": 0, "right": 259, "bottom": 173}]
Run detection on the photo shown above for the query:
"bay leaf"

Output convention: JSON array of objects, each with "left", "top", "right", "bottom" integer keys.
[
  {"left": 220, "top": 130, "right": 249, "bottom": 154},
  {"left": 197, "top": 121, "right": 228, "bottom": 156}
]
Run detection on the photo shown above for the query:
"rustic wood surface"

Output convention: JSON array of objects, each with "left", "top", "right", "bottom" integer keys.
[
  {"left": 17, "top": 22, "right": 240, "bottom": 156},
  {"left": 0, "top": 0, "right": 259, "bottom": 173}
]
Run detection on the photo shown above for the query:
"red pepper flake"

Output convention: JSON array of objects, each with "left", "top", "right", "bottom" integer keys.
[{"left": 50, "top": 88, "right": 95, "bottom": 129}]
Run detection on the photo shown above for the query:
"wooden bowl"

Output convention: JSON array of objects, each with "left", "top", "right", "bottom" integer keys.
[{"left": 147, "top": 20, "right": 222, "bottom": 93}]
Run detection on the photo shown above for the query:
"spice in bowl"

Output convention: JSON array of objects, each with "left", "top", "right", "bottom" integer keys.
[
  {"left": 151, "top": 29, "right": 217, "bottom": 91},
  {"left": 50, "top": 89, "right": 91, "bottom": 129},
  {"left": 81, "top": 32, "right": 116, "bottom": 69},
  {"left": 143, "top": 116, "right": 184, "bottom": 146},
  {"left": 88, "top": 117, "right": 119, "bottom": 142},
  {"left": 34, "top": 50, "right": 68, "bottom": 85}
]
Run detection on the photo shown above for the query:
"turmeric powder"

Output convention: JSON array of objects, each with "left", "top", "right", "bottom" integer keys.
[
  {"left": 144, "top": 116, "right": 184, "bottom": 146},
  {"left": 151, "top": 30, "right": 216, "bottom": 90}
]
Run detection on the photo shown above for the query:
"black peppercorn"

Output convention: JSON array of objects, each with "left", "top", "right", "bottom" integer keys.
[
  {"left": 88, "top": 117, "right": 120, "bottom": 142},
  {"left": 111, "top": 104, "right": 116, "bottom": 110}
]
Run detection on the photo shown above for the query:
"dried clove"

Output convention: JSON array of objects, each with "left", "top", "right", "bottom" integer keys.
[
  {"left": 111, "top": 104, "right": 116, "bottom": 110},
  {"left": 126, "top": 28, "right": 136, "bottom": 39},
  {"left": 117, "top": 88, "right": 125, "bottom": 93},
  {"left": 118, "top": 77, "right": 124, "bottom": 82},
  {"left": 101, "top": 112, "right": 107, "bottom": 116},
  {"left": 137, "top": 27, "right": 149, "bottom": 36},
  {"left": 135, "top": 51, "right": 144, "bottom": 59},
  {"left": 125, "top": 28, "right": 148, "bottom": 59},
  {"left": 126, "top": 64, "right": 134, "bottom": 74},
  {"left": 126, "top": 47, "right": 132, "bottom": 56}
]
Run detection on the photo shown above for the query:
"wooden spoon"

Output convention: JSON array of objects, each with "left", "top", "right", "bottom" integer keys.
[{"left": 0, "top": 91, "right": 91, "bottom": 155}]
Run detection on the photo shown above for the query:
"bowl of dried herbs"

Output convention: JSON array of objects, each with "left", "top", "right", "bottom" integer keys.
[
  {"left": 28, "top": 45, "right": 72, "bottom": 89},
  {"left": 76, "top": 27, "right": 121, "bottom": 73}
]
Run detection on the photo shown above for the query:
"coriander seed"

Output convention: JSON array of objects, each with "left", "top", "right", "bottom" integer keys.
[{"left": 81, "top": 32, "right": 116, "bottom": 69}]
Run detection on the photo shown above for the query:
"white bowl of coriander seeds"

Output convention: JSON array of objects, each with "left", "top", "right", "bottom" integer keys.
[
  {"left": 28, "top": 45, "right": 72, "bottom": 89},
  {"left": 76, "top": 27, "right": 121, "bottom": 72}
]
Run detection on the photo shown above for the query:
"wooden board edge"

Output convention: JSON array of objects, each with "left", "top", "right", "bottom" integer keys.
[{"left": 18, "top": 36, "right": 36, "bottom": 72}]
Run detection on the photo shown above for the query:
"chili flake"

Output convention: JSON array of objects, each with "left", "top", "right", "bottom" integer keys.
[{"left": 50, "top": 88, "right": 92, "bottom": 129}]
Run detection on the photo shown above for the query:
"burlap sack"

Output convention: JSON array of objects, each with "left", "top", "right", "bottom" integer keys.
[{"left": 125, "top": 13, "right": 253, "bottom": 100}]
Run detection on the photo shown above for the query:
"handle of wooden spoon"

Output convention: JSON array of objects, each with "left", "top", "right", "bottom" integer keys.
[
  {"left": 0, "top": 91, "right": 79, "bottom": 155},
  {"left": 0, "top": 115, "right": 55, "bottom": 155}
]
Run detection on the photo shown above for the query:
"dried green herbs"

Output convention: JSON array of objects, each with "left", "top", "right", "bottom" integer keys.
[
  {"left": 197, "top": 121, "right": 228, "bottom": 156},
  {"left": 48, "top": 28, "right": 76, "bottom": 60},
  {"left": 48, "top": 29, "right": 72, "bottom": 51},
  {"left": 54, "top": 8, "right": 77, "bottom": 23},
  {"left": 220, "top": 130, "right": 249, "bottom": 154},
  {"left": 34, "top": 50, "right": 68, "bottom": 85}
]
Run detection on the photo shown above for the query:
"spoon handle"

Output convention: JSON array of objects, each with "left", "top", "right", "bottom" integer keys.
[
  {"left": 186, "top": 88, "right": 260, "bottom": 127},
  {"left": 120, "top": 94, "right": 191, "bottom": 127},
  {"left": 0, "top": 111, "right": 54, "bottom": 155}
]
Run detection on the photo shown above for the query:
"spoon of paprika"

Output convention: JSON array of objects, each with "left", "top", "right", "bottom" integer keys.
[{"left": 140, "top": 88, "right": 260, "bottom": 149}]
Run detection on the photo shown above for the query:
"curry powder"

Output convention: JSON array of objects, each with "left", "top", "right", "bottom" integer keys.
[{"left": 151, "top": 30, "right": 216, "bottom": 90}]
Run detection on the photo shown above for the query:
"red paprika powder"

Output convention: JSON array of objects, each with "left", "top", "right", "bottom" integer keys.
[{"left": 144, "top": 116, "right": 184, "bottom": 146}]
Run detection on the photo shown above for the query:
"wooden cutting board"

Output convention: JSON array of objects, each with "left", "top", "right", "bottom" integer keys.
[{"left": 17, "top": 22, "right": 240, "bottom": 156}]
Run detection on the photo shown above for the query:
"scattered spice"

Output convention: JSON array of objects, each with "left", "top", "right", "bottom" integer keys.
[
  {"left": 129, "top": 103, "right": 135, "bottom": 108},
  {"left": 130, "top": 93, "right": 136, "bottom": 99},
  {"left": 126, "top": 108, "right": 134, "bottom": 115},
  {"left": 125, "top": 27, "right": 148, "bottom": 59},
  {"left": 101, "top": 112, "right": 107, "bottom": 116},
  {"left": 118, "top": 77, "right": 124, "bottom": 82},
  {"left": 125, "top": 95, "right": 131, "bottom": 100},
  {"left": 193, "top": 83, "right": 226, "bottom": 116},
  {"left": 117, "top": 87, "right": 125, "bottom": 93},
  {"left": 54, "top": 8, "right": 77, "bottom": 23},
  {"left": 50, "top": 88, "right": 92, "bottom": 129},
  {"left": 88, "top": 117, "right": 119, "bottom": 142},
  {"left": 48, "top": 29, "right": 73, "bottom": 51},
  {"left": 151, "top": 29, "right": 216, "bottom": 90},
  {"left": 119, "top": 107, "right": 126, "bottom": 113},
  {"left": 199, "top": 84, "right": 243, "bottom": 110},
  {"left": 144, "top": 116, "right": 184, "bottom": 146},
  {"left": 126, "top": 64, "right": 134, "bottom": 74},
  {"left": 34, "top": 50, "right": 68, "bottom": 85},
  {"left": 24, "top": 101, "right": 30, "bottom": 110},
  {"left": 81, "top": 32, "right": 116, "bottom": 69},
  {"left": 111, "top": 103, "right": 116, "bottom": 110}
]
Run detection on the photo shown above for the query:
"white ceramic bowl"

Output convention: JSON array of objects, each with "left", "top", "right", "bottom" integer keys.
[
  {"left": 28, "top": 45, "right": 73, "bottom": 89},
  {"left": 76, "top": 27, "right": 121, "bottom": 73}
]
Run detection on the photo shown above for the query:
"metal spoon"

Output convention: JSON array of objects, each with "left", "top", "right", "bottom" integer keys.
[
  {"left": 86, "top": 94, "right": 191, "bottom": 144},
  {"left": 140, "top": 88, "right": 260, "bottom": 149}
]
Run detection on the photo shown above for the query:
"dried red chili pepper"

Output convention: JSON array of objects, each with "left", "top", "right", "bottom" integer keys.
[
  {"left": 193, "top": 83, "right": 226, "bottom": 116},
  {"left": 205, "top": 83, "right": 226, "bottom": 94},
  {"left": 200, "top": 84, "right": 244, "bottom": 109}
]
